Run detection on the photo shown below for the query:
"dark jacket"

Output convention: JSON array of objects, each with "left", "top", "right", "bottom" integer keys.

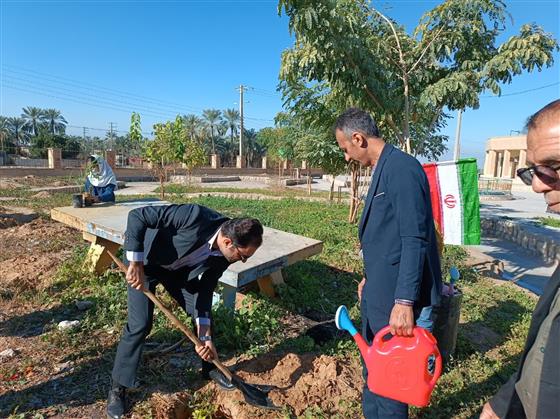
[
  {"left": 124, "top": 204, "right": 231, "bottom": 317},
  {"left": 489, "top": 265, "right": 560, "bottom": 418},
  {"left": 360, "top": 144, "right": 442, "bottom": 333}
]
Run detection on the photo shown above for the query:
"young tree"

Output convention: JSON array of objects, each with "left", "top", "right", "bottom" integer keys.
[
  {"left": 278, "top": 0, "right": 558, "bottom": 157},
  {"left": 144, "top": 119, "right": 181, "bottom": 199},
  {"left": 297, "top": 129, "right": 347, "bottom": 199}
]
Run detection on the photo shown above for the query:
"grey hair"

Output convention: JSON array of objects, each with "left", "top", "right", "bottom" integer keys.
[
  {"left": 526, "top": 99, "right": 560, "bottom": 131},
  {"left": 335, "top": 108, "right": 380, "bottom": 139}
]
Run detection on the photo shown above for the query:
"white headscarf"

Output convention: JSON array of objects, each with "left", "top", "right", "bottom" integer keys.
[{"left": 87, "top": 155, "right": 118, "bottom": 188}]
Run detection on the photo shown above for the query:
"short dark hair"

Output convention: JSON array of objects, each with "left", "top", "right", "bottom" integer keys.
[
  {"left": 88, "top": 155, "right": 98, "bottom": 163},
  {"left": 335, "top": 108, "right": 380, "bottom": 138},
  {"left": 526, "top": 99, "right": 560, "bottom": 131},
  {"left": 221, "top": 218, "right": 263, "bottom": 248}
]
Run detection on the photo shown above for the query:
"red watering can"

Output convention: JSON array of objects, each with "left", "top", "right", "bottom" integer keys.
[{"left": 335, "top": 305, "right": 442, "bottom": 407}]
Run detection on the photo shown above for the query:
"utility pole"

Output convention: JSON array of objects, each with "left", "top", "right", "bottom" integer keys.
[
  {"left": 453, "top": 110, "right": 463, "bottom": 161},
  {"left": 238, "top": 85, "right": 246, "bottom": 167}
]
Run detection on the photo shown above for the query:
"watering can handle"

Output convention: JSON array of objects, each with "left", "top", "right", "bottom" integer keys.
[
  {"left": 372, "top": 325, "right": 393, "bottom": 347},
  {"left": 373, "top": 325, "right": 428, "bottom": 346}
]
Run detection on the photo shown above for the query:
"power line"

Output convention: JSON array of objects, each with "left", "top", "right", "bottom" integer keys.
[
  {"left": 2, "top": 78, "right": 181, "bottom": 119},
  {"left": 3, "top": 65, "right": 205, "bottom": 113},
  {"left": 1, "top": 83, "right": 177, "bottom": 120},
  {"left": 481, "top": 81, "right": 559, "bottom": 98},
  {"left": 2, "top": 73, "right": 200, "bottom": 117}
]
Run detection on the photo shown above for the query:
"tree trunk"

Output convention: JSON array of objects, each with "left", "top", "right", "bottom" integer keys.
[
  {"left": 329, "top": 178, "right": 335, "bottom": 201},
  {"left": 307, "top": 172, "right": 311, "bottom": 196},
  {"left": 403, "top": 73, "right": 412, "bottom": 154}
]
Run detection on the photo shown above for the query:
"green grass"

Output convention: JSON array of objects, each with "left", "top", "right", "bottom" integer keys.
[
  {"left": 158, "top": 183, "right": 336, "bottom": 199},
  {"left": 535, "top": 216, "right": 560, "bottom": 228},
  {"left": 3, "top": 189, "right": 538, "bottom": 418}
]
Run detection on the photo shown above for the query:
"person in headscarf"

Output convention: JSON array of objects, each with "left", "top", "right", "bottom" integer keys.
[{"left": 85, "top": 155, "right": 118, "bottom": 202}]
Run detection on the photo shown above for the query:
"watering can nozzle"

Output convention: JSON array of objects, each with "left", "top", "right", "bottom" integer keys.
[{"left": 335, "top": 305, "right": 358, "bottom": 336}]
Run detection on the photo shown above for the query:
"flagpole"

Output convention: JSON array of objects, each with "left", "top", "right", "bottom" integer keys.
[{"left": 453, "top": 109, "right": 463, "bottom": 161}]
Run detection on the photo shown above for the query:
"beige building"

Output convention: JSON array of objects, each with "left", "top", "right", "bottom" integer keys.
[{"left": 483, "top": 135, "right": 527, "bottom": 182}]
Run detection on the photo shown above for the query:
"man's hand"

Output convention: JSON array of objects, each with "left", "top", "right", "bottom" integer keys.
[
  {"left": 196, "top": 340, "right": 218, "bottom": 362},
  {"left": 358, "top": 277, "right": 366, "bottom": 303},
  {"left": 389, "top": 303, "right": 414, "bottom": 336},
  {"left": 126, "top": 261, "right": 145, "bottom": 291},
  {"left": 480, "top": 402, "right": 499, "bottom": 419}
]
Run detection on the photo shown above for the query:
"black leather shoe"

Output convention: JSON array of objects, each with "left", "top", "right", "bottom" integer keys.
[
  {"left": 106, "top": 385, "right": 126, "bottom": 419},
  {"left": 208, "top": 368, "right": 236, "bottom": 392}
]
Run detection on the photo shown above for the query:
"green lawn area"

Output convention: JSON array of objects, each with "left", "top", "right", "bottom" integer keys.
[
  {"left": 2, "top": 190, "right": 536, "bottom": 418},
  {"left": 535, "top": 216, "right": 560, "bottom": 228}
]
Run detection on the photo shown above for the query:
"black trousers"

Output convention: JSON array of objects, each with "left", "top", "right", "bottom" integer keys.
[{"left": 111, "top": 267, "right": 213, "bottom": 388}]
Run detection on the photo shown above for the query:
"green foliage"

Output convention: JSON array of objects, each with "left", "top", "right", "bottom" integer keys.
[
  {"left": 535, "top": 216, "right": 560, "bottom": 228},
  {"left": 440, "top": 245, "right": 469, "bottom": 279},
  {"left": 0, "top": 187, "right": 540, "bottom": 418},
  {"left": 278, "top": 0, "right": 558, "bottom": 159},
  {"left": 213, "top": 294, "right": 283, "bottom": 354},
  {"left": 128, "top": 112, "right": 145, "bottom": 155},
  {"left": 296, "top": 128, "right": 347, "bottom": 176}
]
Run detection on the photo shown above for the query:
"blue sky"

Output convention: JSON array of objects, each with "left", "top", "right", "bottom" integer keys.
[{"left": 1, "top": 0, "right": 558, "bottom": 164}]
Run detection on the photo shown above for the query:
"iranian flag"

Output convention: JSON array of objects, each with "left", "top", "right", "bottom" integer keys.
[{"left": 423, "top": 158, "right": 480, "bottom": 245}]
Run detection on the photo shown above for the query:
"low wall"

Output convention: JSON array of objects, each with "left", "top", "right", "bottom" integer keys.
[
  {"left": 0, "top": 166, "right": 309, "bottom": 178},
  {"left": 481, "top": 216, "right": 560, "bottom": 263}
]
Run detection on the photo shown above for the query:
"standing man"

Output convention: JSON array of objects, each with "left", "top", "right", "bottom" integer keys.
[
  {"left": 107, "top": 203, "right": 263, "bottom": 419},
  {"left": 480, "top": 99, "right": 560, "bottom": 419},
  {"left": 335, "top": 108, "right": 442, "bottom": 419}
]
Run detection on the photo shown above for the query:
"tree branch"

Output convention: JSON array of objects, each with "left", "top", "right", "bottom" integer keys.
[{"left": 408, "top": 26, "right": 445, "bottom": 75}]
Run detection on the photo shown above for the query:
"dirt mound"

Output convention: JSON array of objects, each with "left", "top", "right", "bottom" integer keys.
[
  {"left": 192, "top": 353, "right": 363, "bottom": 418},
  {"left": 0, "top": 217, "right": 82, "bottom": 290}
]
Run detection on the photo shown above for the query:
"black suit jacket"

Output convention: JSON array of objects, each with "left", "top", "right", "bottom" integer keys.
[
  {"left": 360, "top": 144, "right": 442, "bottom": 333},
  {"left": 124, "top": 204, "right": 231, "bottom": 318},
  {"left": 489, "top": 265, "right": 560, "bottom": 418}
]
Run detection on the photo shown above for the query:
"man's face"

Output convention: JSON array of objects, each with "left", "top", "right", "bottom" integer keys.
[
  {"left": 526, "top": 117, "right": 560, "bottom": 213},
  {"left": 335, "top": 128, "right": 369, "bottom": 166},
  {"left": 218, "top": 237, "right": 259, "bottom": 263}
]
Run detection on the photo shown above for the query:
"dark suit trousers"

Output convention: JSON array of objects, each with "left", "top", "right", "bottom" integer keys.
[
  {"left": 361, "top": 317, "right": 409, "bottom": 419},
  {"left": 111, "top": 267, "right": 213, "bottom": 388}
]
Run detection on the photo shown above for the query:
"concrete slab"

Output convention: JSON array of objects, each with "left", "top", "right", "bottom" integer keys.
[
  {"left": 51, "top": 200, "right": 323, "bottom": 306},
  {"left": 480, "top": 191, "right": 560, "bottom": 220},
  {"left": 469, "top": 237, "right": 558, "bottom": 296}
]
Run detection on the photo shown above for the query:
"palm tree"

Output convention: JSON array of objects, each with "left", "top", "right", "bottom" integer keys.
[
  {"left": 43, "top": 108, "right": 67, "bottom": 134},
  {"left": 244, "top": 128, "right": 262, "bottom": 168},
  {"left": 223, "top": 107, "right": 240, "bottom": 153},
  {"left": 0, "top": 116, "right": 10, "bottom": 152},
  {"left": 202, "top": 109, "right": 222, "bottom": 155},
  {"left": 21, "top": 106, "right": 45, "bottom": 136},
  {"left": 182, "top": 114, "right": 204, "bottom": 141},
  {"left": 8, "top": 117, "right": 28, "bottom": 145}
]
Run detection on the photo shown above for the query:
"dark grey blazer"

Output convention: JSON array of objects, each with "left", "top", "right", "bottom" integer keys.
[
  {"left": 124, "top": 204, "right": 231, "bottom": 318},
  {"left": 359, "top": 144, "right": 442, "bottom": 334}
]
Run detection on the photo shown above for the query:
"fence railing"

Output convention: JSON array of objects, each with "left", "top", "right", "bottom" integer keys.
[{"left": 478, "top": 176, "right": 513, "bottom": 193}]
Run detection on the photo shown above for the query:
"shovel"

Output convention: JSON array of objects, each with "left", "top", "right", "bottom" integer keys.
[{"left": 107, "top": 250, "right": 280, "bottom": 410}]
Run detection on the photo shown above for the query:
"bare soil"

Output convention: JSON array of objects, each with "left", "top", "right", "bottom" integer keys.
[
  {"left": 1, "top": 200, "right": 508, "bottom": 419},
  {"left": 0, "top": 208, "right": 363, "bottom": 418}
]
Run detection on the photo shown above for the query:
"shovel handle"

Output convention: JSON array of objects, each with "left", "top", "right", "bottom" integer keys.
[{"left": 107, "top": 250, "right": 233, "bottom": 381}]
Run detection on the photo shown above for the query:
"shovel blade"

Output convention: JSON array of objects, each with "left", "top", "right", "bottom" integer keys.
[{"left": 231, "top": 375, "right": 282, "bottom": 410}]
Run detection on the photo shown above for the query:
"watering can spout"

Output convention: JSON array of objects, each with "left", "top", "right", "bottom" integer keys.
[{"left": 334, "top": 305, "right": 369, "bottom": 357}]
